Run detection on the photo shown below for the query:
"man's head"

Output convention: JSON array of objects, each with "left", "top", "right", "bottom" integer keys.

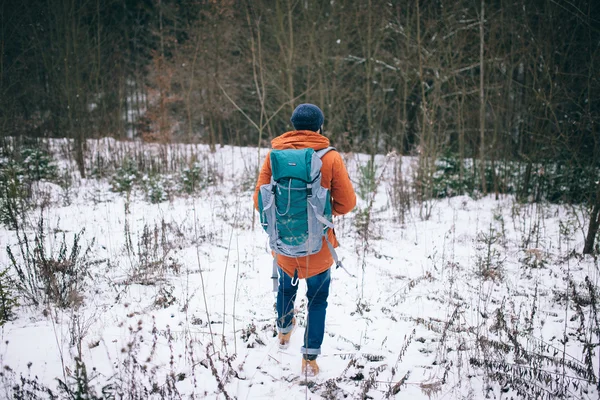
[{"left": 290, "top": 103, "right": 324, "bottom": 133}]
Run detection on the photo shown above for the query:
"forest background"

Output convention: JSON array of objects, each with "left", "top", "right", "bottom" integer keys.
[{"left": 1, "top": 0, "right": 599, "bottom": 249}]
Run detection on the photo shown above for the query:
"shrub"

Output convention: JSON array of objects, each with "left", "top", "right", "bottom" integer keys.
[
  {"left": 429, "top": 151, "right": 598, "bottom": 204},
  {"left": 0, "top": 145, "right": 58, "bottom": 229},
  {"left": 58, "top": 169, "right": 75, "bottom": 206},
  {"left": 180, "top": 161, "right": 204, "bottom": 194},
  {"left": 110, "top": 158, "right": 174, "bottom": 203},
  {"left": 57, "top": 356, "right": 102, "bottom": 400},
  {"left": 110, "top": 158, "right": 139, "bottom": 193},
  {"left": 357, "top": 160, "right": 377, "bottom": 201},
  {"left": 1, "top": 352, "right": 181, "bottom": 399},
  {"left": 528, "top": 162, "right": 598, "bottom": 204},
  {"left": 0, "top": 367, "right": 57, "bottom": 399},
  {"left": 19, "top": 147, "right": 58, "bottom": 181},
  {"left": 431, "top": 153, "right": 472, "bottom": 198},
  {"left": 6, "top": 219, "right": 95, "bottom": 308},
  {"left": 474, "top": 224, "right": 505, "bottom": 281},
  {"left": 429, "top": 151, "right": 526, "bottom": 199},
  {"left": 0, "top": 268, "right": 18, "bottom": 325},
  {"left": 179, "top": 158, "right": 220, "bottom": 195},
  {"left": 239, "top": 165, "right": 259, "bottom": 193},
  {"left": 125, "top": 221, "right": 181, "bottom": 285},
  {"left": 387, "top": 155, "right": 412, "bottom": 224},
  {"left": 473, "top": 285, "right": 599, "bottom": 399},
  {"left": 0, "top": 161, "right": 30, "bottom": 229},
  {"left": 142, "top": 174, "right": 169, "bottom": 204}
]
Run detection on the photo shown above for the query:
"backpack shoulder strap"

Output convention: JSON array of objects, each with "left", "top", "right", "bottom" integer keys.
[{"left": 315, "top": 146, "right": 336, "bottom": 159}]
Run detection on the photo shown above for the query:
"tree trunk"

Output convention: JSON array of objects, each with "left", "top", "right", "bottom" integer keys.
[
  {"left": 518, "top": 161, "right": 532, "bottom": 202},
  {"left": 286, "top": 0, "right": 294, "bottom": 112},
  {"left": 208, "top": 115, "right": 216, "bottom": 153},
  {"left": 583, "top": 183, "right": 600, "bottom": 254},
  {"left": 366, "top": 0, "right": 375, "bottom": 168},
  {"left": 479, "top": 0, "right": 486, "bottom": 194}
]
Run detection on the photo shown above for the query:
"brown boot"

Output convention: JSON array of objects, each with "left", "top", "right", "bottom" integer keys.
[
  {"left": 278, "top": 317, "right": 296, "bottom": 347},
  {"left": 301, "top": 358, "right": 319, "bottom": 376}
]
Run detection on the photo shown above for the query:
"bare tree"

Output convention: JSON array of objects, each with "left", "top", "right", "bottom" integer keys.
[
  {"left": 583, "top": 182, "right": 600, "bottom": 254},
  {"left": 478, "top": 0, "right": 486, "bottom": 194}
]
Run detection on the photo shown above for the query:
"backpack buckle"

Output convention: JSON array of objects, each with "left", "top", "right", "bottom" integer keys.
[{"left": 307, "top": 184, "right": 313, "bottom": 198}]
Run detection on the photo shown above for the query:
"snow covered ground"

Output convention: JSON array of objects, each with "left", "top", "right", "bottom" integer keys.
[{"left": 1, "top": 140, "right": 598, "bottom": 399}]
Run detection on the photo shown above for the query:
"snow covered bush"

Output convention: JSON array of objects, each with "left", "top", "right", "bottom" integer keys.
[
  {"left": 428, "top": 151, "right": 599, "bottom": 205},
  {"left": 6, "top": 219, "right": 95, "bottom": 308},
  {"left": 110, "top": 157, "right": 140, "bottom": 193},
  {"left": 179, "top": 158, "right": 221, "bottom": 195},
  {"left": 125, "top": 221, "right": 181, "bottom": 285},
  {"left": 430, "top": 151, "right": 522, "bottom": 200},
  {"left": 474, "top": 224, "right": 505, "bottom": 281},
  {"left": 0, "top": 161, "right": 30, "bottom": 229},
  {"left": 0, "top": 268, "right": 18, "bottom": 325},
  {"left": 110, "top": 158, "right": 174, "bottom": 204},
  {"left": 0, "top": 146, "right": 58, "bottom": 229},
  {"left": 153, "top": 286, "right": 177, "bottom": 308},
  {"left": 180, "top": 161, "right": 205, "bottom": 194},
  {"left": 525, "top": 162, "right": 598, "bottom": 204},
  {"left": 19, "top": 147, "right": 58, "bottom": 182},
  {"left": 431, "top": 153, "right": 472, "bottom": 198},
  {"left": 141, "top": 174, "right": 170, "bottom": 204}
]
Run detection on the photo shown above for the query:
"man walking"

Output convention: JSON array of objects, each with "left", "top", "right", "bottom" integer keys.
[{"left": 253, "top": 103, "right": 356, "bottom": 375}]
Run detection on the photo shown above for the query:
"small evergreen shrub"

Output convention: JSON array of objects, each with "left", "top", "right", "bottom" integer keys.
[
  {"left": 428, "top": 152, "right": 533, "bottom": 200},
  {"left": 0, "top": 268, "right": 18, "bottom": 325},
  {"left": 19, "top": 147, "right": 58, "bottom": 181},
  {"left": 431, "top": 153, "right": 472, "bottom": 198},
  {"left": 474, "top": 224, "right": 505, "bottom": 281},
  {"left": 0, "top": 146, "right": 57, "bottom": 229},
  {"left": 358, "top": 160, "right": 377, "bottom": 201},
  {"left": 0, "top": 161, "right": 30, "bottom": 229},
  {"left": 179, "top": 159, "right": 220, "bottom": 195},
  {"left": 110, "top": 158, "right": 139, "bottom": 193},
  {"left": 109, "top": 156, "right": 223, "bottom": 202},
  {"left": 180, "top": 162, "right": 204, "bottom": 194},
  {"left": 142, "top": 174, "right": 169, "bottom": 204},
  {"left": 110, "top": 158, "right": 174, "bottom": 203},
  {"left": 56, "top": 357, "right": 103, "bottom": 400},
  {"left": 526, "top": 162, "right": 598, "bottom": 204},
  {"left": 58, "top": 169, "right": 75, "bottom": 206}
]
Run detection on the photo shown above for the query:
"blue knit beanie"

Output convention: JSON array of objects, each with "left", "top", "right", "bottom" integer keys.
[{"left": 290, "top": 104, "right": 324, "bottom": 132}]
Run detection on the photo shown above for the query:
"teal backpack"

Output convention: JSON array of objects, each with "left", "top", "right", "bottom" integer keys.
[{"left": 258, "top": 147, "right": 343, "bottom": 290}]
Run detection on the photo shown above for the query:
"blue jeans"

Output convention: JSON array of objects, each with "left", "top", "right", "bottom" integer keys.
[{"left": 277, "top": 267, "right": 331, "bottom": 356}]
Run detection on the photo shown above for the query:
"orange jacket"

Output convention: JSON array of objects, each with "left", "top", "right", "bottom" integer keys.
[{"left": 253, "top": 130, "right": 356, "bottom": 279}]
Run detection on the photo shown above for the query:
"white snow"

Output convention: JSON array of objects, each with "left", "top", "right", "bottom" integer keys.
[{"left": 0, "top": 141, "right": 598, "bottom": 399}]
